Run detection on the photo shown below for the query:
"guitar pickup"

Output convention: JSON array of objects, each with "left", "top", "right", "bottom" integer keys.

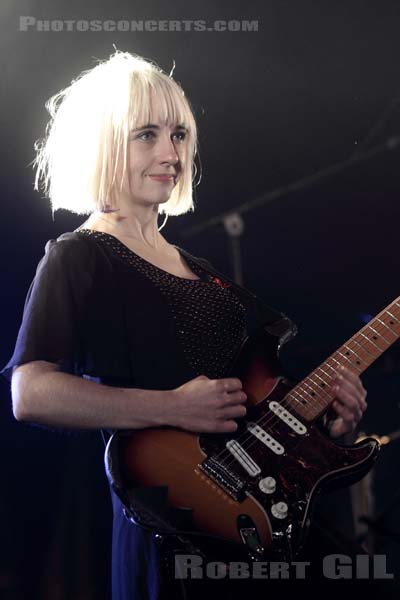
[{"left": 200, "top": 456, "right": 247, "bottom": 501}]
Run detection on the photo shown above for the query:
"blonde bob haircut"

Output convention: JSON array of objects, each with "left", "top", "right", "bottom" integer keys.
[{"left": 33, "top": 51, "right": 198, "bottom": 216}]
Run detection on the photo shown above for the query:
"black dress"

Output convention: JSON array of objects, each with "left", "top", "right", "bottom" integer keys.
[{"left": 1, "top": 230, "right": 251, "bottom": 600}]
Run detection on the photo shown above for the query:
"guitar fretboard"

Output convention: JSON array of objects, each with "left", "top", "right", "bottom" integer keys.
[{"left": 285, "top": 297, "right": 400, "bottom": 421}]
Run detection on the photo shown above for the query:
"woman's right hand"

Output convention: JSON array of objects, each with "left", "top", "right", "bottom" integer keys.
[{"left": 172, "top": 375, "right": 247, "bottom": 433}]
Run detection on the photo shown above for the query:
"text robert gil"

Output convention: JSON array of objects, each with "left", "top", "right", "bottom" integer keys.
[{"left": 175, "top": 554, "right": 394, "bottom": 580}]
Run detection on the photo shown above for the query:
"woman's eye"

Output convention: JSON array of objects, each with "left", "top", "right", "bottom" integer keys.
[
  {"left": 134, "top": 130, "right": 186, "bottom": 142},
  {"left": 172, "top": 131, "right": 186, "bottom": 142},
  {"left": 136, "top": 131, "right": 155, "bottom": 141}
]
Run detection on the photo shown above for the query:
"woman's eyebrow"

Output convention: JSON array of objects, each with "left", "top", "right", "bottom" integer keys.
[
  {"left": 132, "top": 123, "right": 159, "bottom": 132},
  {"left": 132, "top": 123, "right": 188, "bottom": 132}
]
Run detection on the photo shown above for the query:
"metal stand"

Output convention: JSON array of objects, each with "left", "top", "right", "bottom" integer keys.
[
  {"left": 184, "top": 137, "right": 400, "bottom": 284},
  {"left": 222, "top": 213, "right": 245, "bottom": 285},
  {"left": 352, "top": 429, "right": 400, "bottom": 550}
]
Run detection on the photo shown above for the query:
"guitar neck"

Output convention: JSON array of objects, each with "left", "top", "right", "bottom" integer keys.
[{"left": 286, "top": 297, "right": 400, "bottom": 422}]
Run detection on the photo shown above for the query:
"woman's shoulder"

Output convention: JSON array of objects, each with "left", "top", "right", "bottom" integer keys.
[
  {"left": 37, "top": 231, "right": 101, "bottom": 277},
  {"left": 46, "top": 230, "right": 94, "bottom": 252},
  {"left": 45, "top": 229, "right": 115, "bottom": 260}
]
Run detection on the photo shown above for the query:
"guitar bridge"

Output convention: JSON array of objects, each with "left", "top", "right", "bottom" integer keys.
[{"left": 200, "top": 456, "right": 247, "bottom": 501}]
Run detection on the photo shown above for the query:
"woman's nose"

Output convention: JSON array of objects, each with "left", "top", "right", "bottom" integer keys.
[{"left": 157, "top": 134, "right": 179, "bottom": 164}]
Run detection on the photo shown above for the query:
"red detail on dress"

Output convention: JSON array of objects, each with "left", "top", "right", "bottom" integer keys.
[{"left": 212, "top": 277, "right": 231, "bottom": 289}]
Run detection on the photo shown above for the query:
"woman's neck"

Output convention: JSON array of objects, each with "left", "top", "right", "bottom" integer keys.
[{"left": 81, "top": 208, "right": 166, "bottom": 250}]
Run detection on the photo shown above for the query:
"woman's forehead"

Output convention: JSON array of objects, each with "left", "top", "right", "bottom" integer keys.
[{"left": 133, "top": 92, "right": 188, "bottom": 128}]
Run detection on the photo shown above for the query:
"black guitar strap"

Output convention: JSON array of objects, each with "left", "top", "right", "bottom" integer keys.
[{"left": 177, "top": 246, "right": 298, "bottom": 346}]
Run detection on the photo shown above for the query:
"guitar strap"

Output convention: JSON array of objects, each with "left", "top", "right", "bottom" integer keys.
[{"left": 176, "top": 246, "right": 298, "bottom": 346}]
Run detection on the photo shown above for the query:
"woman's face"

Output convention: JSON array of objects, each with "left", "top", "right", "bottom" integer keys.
[{"left": 121, "top": 112, "right": 188, "bottom": 210}]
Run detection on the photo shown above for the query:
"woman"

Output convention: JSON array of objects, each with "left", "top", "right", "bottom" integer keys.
[{"left": 2, "top": 51, "right": 367, "bottom": 599}]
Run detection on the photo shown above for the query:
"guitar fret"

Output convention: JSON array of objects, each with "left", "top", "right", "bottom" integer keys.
[
  {"left": 294, "top": 385, "right": 323, "bottom": 414},
  {"left": 293, "top": 384, "right": 323, "bottom": 413},
  {"left": 328, "top": 355, "right": 350, "bottom": 376},
  {"left": 350, "top": 336, "right": 375, "bottom": 360},
  {"left": 368, "top": 324, "right": 391, "bottom": 346},
  {"left": 359, "top": 332, "right": 381, "bottom": 353},
  {"left": 287, "top": 390, "right": 313, "bottom": 415},
  {"left": 302, "top": 376, "right": 331, "bottom": 408},
  {"left": 325, "top": 359, "right": 347, "bottom": 382},
  {"left": 340, "top": 346, "right": 367, "bottom": 369},
  {"left": 292, "top": 377, "right": 332, "bottom": 419},
  {"left": 386, "top": 310, "right": 400, "bottom": 326},
  {"left": 376, "top": 317, "right": 398, "bottom": 339},
  {"left": 343, "top": 342, "right": 370, "bottom": 371},
  {"left": 335, "top": 349, "right": 364, "bottom": 371},
  {"left": 310, "top": 371, "right": 334, "bottom": 397},
  {"left": 277, "top": 297, "right": 400, "bottom": 429},
  {"left": 288, "top": 389, "right": 315, "bottom": 418},
  {"left": 330, "top": 350, "right": 363, "bottom": 373},
  {"left": 335, "top": 351, "right": 354, "bottom": 368},
  {"left": 365, "top": 325, "right": 389, "bottom": 348},
  {"left": 391, "top": 304, "right": 400, "bottom": 323},
  {"left": 326, "top": 356, "right": 341, "bottom": 370},
  {"left": 318, "top": 364, "right": 336, "bottom": 380}
]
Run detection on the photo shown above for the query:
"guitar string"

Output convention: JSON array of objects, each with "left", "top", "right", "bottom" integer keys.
[
  {"left": 219, "top": 308, "right": 400, "bottom": 471},
  {"left": 209, "top": 304, "right": 400, "bottom": 474},
  {"left": 197, "top": 300, "right": 400, "bottom": 470},
  {"left": 218, "top": 309, "right": 400, "bottom": 474},
  {"left": 237, "top": 302, "right": 400, "bottom": 440}
]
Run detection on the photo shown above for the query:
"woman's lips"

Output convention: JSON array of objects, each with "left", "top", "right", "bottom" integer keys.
[{"left": 149, "top": 175, "right": 175, "bottom": 183}]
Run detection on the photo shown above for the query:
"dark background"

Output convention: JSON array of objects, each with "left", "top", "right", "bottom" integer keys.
[{"left": 1, "top": 1, "right": 400, "bottom": 598}]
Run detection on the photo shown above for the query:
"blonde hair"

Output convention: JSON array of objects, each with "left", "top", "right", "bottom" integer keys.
[{"left": 33, "top": 51, "right": 198, "bottom": 216}]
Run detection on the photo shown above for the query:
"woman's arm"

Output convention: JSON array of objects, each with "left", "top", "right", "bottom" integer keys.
[
  {"left": 12, "top": 362, "right": 366, "bottom": 435},
  {"left": 11, "top": 361, "right": 247, "bottom": 432}
]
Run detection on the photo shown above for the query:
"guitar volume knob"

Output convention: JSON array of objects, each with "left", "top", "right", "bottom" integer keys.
[
  {"left": 271, "top": 501, "right": 288, "bottom": 520},
  {"left": 258, "top": 476, "right": 276, "bottom": 494}
]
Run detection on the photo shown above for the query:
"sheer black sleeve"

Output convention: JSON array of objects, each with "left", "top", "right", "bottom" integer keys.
[{"left": 1, "top": 233, "right": 96, "bottom": 382}]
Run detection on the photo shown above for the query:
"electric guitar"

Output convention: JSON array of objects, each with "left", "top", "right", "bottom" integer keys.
[{"left": 105, "top": 297, "right": 400, "bottom": 560}]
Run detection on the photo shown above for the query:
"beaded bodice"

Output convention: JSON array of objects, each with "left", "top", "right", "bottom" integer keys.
[{"left": 77, "top": 229, "right": 247, "bottom": 379}]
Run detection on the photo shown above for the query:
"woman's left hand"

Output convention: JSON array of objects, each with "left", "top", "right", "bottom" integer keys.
[{"left": 327, "top": 365, "right": 368, "bottom": 438}]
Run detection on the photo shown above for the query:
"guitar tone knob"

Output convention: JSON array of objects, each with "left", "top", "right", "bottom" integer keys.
[
  {"left": 271, "top": 501, "right": 288, "bottom": 520},
  {"left": 258, "top": 476, "right": 276, "bottom": 495}
]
